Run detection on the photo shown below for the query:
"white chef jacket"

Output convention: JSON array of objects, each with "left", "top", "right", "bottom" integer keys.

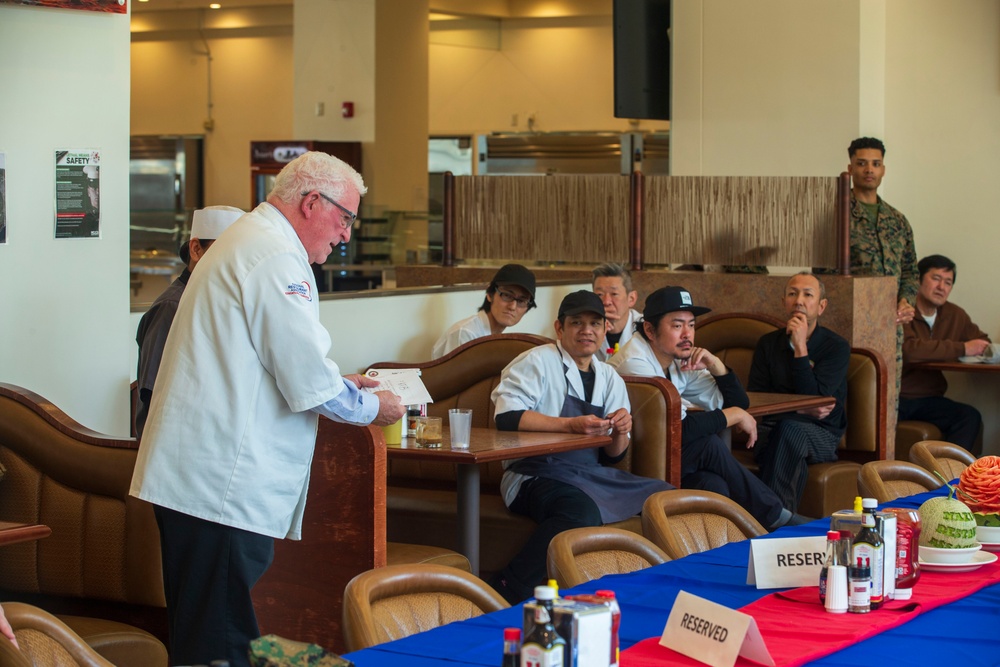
[
  {"left": 431, "top": 310, "right": 491, "bottom": 359},
  {"left": 608, "top": 335, "right": 723, "bottom": 419},
  {"left": 491, "top": 342, "right": 630, "bottom": 506},
  {"left": 130, "top": 202, "right": 376, "bottom": 540},
  {"left": 596, "top": 308, "right": 642, "bottom": 361}
]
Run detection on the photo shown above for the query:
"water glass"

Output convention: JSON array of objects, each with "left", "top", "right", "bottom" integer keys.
[{"left": 449, "top": 408, "right": 473, "bottom": 448}]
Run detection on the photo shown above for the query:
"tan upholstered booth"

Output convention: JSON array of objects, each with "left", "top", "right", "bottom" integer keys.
[
  {"left": 857, "top": 460, "right": 943, "bottom": 504},
  {"left": 546, "top": 526, "right": 669, "bottom": 589},
  {"left": 907, "top": 440, "right": 975, "bottom": 483},
  {"left": 694, "top": 314, "right": 888, "bottom": 518},
  {"left": 1, "top": 383, "right": 465, "bottom": 657},
  {"left": 640, "top": 489, "right": 766, "bottom": 560},
  {"left": 369, "top": 335, "right": 684, "bottom": 579},
  {"left": 342, "top": 564, "right": 508, "bottom": 653},
  {"left": 0, "top": 384, "right": 167, "bottom": 666}
]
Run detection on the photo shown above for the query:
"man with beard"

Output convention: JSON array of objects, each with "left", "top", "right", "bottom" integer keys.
[{"left": 610, "top": 286, "right": 801, "bottom": 529}]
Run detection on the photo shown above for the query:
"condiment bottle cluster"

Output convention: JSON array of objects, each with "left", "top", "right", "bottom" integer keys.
[
  {"left": 504, "top": 580, "right": 620, "bottom": 667},
  {"left": 822, "top": 496, "right": 921, "bottom": 614}
]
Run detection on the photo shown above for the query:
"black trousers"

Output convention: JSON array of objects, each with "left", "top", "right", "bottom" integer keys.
[
  {"left": 154, "top": 505, "right": 274, "bottom": 667},
  {"left": 754, "top": 420, "right": 839, "bottom": 512},
  {"left": 898, "top": 396, "right": 982, "bottom": 455},
  {"left": 493, "top": 477, "right": 602, "bottom": 603},
  {"left": 681, "top": 432, "right": 784, "bottom": 529}
]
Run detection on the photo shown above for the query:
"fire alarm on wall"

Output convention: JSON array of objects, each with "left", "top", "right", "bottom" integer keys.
[{"left": 342, "top": 102, "right": 354, "bottom": 118}]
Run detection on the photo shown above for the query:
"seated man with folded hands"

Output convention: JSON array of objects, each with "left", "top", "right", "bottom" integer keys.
[
  {"left": 609, "top": 286, "right": 804, "bottom": 530},
  {"left": 488, "top": 291, "right": 673, "bottom": 603},
  {"left": 747, "top": 272, "right": 849, "bottom": 513}
]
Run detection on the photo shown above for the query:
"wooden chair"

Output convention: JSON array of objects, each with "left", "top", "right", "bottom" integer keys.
[
  {"left": 341, "top": 564, "right": 508, "bottom": 652},
  {"left": 640, "top": 490, "right": 766, "bottom": 560},
  {"left": 857, "top": 460, "right": 943, "bottom": 504},
  {"left": 908, "top": 440, "right": 976, "bottom": 483},
  {"left": 0, "top": 602, "right": 138, "bottom": 667},
  {"left": 546, "top": 526, "right": 670, "bottom": 590}
]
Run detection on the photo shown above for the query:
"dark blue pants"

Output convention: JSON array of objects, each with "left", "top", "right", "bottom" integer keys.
[
  {"left": 154, "top": 505, "right": 274, "bottom": 667},
  {"left": 492, "top": 477, "right": 602, "bottom": 603},
  {"left": 898, "top": 396, "right": 982, "bottom": 455},
  {"left": 681, "top": 432, "right": 784, "bottom": 529}
]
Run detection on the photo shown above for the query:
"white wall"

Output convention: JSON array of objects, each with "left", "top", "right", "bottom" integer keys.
[
  {"left": 0, "top": 3, "right": 131, "bottom": 434},
  {"left": 884, "top": 0, "right": 1000, "bottom": 452},
  {"left": 671, "top": 0, "right": 861, "bottom": 176},
  {"left": 129, "top": 283, "right": 588, "bottom": 383}
]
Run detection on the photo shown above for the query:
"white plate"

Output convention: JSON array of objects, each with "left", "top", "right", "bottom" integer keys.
[
  {"left": 919, "top": 550, "right": 998, "bottom": 572},
  {"left": 979, "top": 542, "right": 1000, "bottom": 553},
  {"left": 959, "top": 356, "right": 985, "bottom": 364}
]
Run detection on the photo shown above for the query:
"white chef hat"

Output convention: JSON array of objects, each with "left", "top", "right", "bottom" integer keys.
[{"left": 191, "top": 205, "right": 244, "bottom": 240}]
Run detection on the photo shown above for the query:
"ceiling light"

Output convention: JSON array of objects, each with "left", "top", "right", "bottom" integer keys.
[{"left": 209, "top": 3, "right": 221, "bottom": 8}]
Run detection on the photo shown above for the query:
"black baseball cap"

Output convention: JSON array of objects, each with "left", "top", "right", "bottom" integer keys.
[
  {"left": 643, "top": 286, "right": 712, "bottom": 319},
  {"left": 558, "top": 290, "right": 606, "bottom": 319},
  {"left": 491, "top": 264, "right": 536, "bottom": 297}
]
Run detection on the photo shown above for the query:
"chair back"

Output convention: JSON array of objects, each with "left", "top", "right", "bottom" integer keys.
[
  {"left": 0, "top": 602, "right": 115, "bottom": 667},
  {"left": 640, "top": 490, "right": 767, "bottom": 560},
  {"left": 857, "top": 460, "right": 943, "bottom": 504},
  {"left": 342, "top": 563, "right": 508, "bottom": 652},
  {"left": 694, "top": 313, "right": 783, "bottom": 385},
  {"left": 908, "top": 440, "right": 976, "bottom": 482},
  {"left": 546, "top": 526, "right": 670, "bottom": 590}
]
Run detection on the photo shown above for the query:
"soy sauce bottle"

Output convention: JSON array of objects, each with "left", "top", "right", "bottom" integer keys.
[
  {"left": 502, "top": 627, "right": 521, "bottom": 667},
  {"left": 521, "top": 585, "right": 565, "bottom": 667}
]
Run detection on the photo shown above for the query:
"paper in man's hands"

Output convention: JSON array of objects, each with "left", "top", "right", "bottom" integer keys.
[{"left": 363, "top": 368, "right": 433, "bottom": 406}]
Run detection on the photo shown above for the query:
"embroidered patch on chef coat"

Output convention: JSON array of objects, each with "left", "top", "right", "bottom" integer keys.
[{"left": 284, "top": 280, "right": 313, "bottom": 301}]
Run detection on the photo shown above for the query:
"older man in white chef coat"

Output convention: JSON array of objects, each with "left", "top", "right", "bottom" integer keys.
[{"left": 130, "top": 152, "right": 405, "bottom": 667}]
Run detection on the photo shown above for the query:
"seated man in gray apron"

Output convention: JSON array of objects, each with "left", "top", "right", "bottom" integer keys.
[
  {"left": 610, "top": 286, "right": 807, "bottom": 529},
  {"left": 488, "top": 290, "right": 674, "bottom": 604}
]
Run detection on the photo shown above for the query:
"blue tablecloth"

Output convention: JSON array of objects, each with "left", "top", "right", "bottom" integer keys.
[{"left": 344, "top": 490, "right": 1000, "bottom": 666}]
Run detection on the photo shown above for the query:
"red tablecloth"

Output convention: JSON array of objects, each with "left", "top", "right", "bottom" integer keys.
[{"left": 621, "top": 559, "right": 1000, "bottom": 667}]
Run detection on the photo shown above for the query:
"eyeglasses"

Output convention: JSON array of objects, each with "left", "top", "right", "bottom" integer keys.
[
  {"left": 496, "top": 289, "right": 532, "bottom": 309},
  {"left": 303, "top": 191, "right": 357, "bottom": 229}
]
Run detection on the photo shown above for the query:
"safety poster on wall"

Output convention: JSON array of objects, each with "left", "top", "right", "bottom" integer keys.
[{"left": 55, "top": 149, "right": 101, "bottom": 240}]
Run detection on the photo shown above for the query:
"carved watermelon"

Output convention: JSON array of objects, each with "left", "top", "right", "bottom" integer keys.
[{"left": 919, "top": 484, "right": 978, "bottom": 549}]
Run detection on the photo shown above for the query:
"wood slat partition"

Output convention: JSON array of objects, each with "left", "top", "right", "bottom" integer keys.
[
  {"left": 452, "top": 175, "right": 630, "bottom": 264},
  {"left": 642, "top": 176, "right": 839, "bottom": 268}
]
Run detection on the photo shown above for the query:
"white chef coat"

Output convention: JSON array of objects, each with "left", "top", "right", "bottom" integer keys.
[
  {"left": 608, "top": 335, "right": 723, "bottom": 419},
  {"left": 130, "top": 202, "right": 376, "bottom": 540},
  {"left": 431, "top": 310, "right": 492, "bottom": 359},
  {"left": 596, "top": 308, "right": 642, "bottom": 361},
  {"left": 491, "top": 342, "right": 630, "bottom": 506}
]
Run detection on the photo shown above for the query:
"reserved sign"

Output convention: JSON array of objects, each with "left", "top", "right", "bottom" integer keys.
[
  {"left": 660, "top": 590, "right": 774, "bottom": 667},
  {"left": 746, "top": 535, "right": 827, "bottom": 589}
]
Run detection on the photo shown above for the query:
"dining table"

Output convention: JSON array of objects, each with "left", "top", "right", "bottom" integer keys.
[
  {"left": 912, "top": 359, "right": 1000, "bottom": 374},
  {"left": 0, "top": 521, "right": 51, "bottom": 547},
  {"left": 386, "top": 426, "right": 611, "bottom": 575},
  {"left": 343, "top": 487, "right": 1000, "bottom": 667},
  {"left": 745, "top": 391, "right": 836, "bottom": 417}
]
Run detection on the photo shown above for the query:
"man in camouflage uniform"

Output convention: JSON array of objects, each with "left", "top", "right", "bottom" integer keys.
[{"left": 846, "top": 137, "right": 917, "bottom": 394}]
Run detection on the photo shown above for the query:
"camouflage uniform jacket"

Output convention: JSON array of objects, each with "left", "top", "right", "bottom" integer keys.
[{"left": 849, "top": 192, "right": 919, "bottom": 305}]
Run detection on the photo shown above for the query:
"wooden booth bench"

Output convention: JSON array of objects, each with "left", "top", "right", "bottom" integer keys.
[
  {"left": 2, "top": 383, "right": 462, "bottom": 656},
  {"left": 369, "top": 334, "right": 683, "bottom": 579}
]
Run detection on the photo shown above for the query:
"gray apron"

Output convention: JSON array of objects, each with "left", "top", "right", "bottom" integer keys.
[{"left": 509, "top": 393, "right": 673, "bottom": 524}]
